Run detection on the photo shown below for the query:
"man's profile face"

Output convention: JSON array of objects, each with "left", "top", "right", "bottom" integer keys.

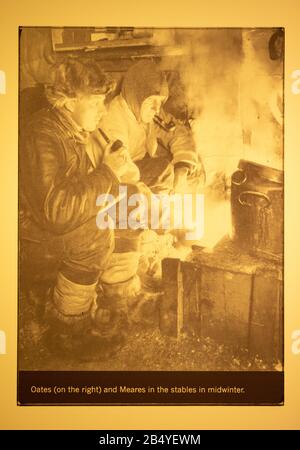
[
  {"left": 71, "top": 94, "right": 106, "bottom": 131},
  {"left": 140, "top": 95, "right": 167, "bottom": 124}
]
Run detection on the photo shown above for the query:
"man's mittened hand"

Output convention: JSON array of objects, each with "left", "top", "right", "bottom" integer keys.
[
  {"left": 102, "top": 142, "right": 129, "bottom": 180},
  {"left": 173, "top": 166, "right": 189, "bottom": 193}
]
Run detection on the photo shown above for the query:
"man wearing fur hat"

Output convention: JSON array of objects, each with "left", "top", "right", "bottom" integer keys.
[
  {"left": 92, "top": 60, "right": 202, "bottom": 325},
  {"left": 20, "top": 58, "right": 128, "bottom": 357}
]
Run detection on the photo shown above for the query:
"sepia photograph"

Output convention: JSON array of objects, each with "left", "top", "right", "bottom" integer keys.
[{"left": 18, "top": 26, "right": 284, "bottom": 404}]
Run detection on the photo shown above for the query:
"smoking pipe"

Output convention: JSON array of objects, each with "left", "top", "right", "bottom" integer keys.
[
  {"left": 98, "top": 127, "right": 123, "bottom": 152},
  {"left": 153, "top": 114, "right": 176, "bottom": 132}
]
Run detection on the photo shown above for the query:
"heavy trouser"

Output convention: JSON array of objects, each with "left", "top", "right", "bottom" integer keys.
[
  {"left": 20, "top": 217, "right": 115, "bottom": 357},
  {"left": 98, "top": 155, "right": 175, "bottom": 324}
]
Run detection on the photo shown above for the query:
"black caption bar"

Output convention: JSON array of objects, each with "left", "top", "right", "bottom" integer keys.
[
  {"left": 18, "top": 371, "right": 283, "bottom": 405},
  {"left": 0, "top": 431, "right": 293, "bottom": 447}
]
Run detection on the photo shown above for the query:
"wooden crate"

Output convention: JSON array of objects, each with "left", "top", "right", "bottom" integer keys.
[{"left": 160, "top": 239, "right": 283, "bottom": 362}]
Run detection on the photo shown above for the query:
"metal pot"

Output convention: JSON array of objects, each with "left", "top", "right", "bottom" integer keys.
[{"left": 231, "top": 160, "right": 283, "bottom": 260}]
